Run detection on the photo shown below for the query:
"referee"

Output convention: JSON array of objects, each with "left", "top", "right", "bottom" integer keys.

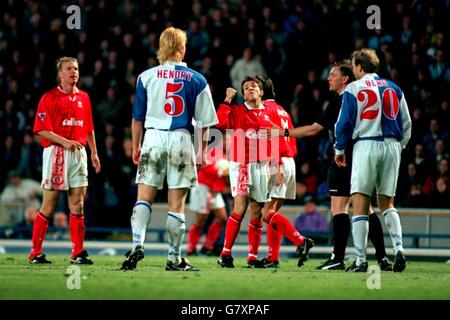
[{"left": 281, "top": 60, "right": 392, "bottom": 271}]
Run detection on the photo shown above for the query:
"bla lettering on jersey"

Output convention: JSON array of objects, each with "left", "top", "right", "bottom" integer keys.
[{"left": 157, "top": 69, "right": 193, "bottom": 81}]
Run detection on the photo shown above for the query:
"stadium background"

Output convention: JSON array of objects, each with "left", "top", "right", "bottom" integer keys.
[{"left": 0, "top": 0, "right": 449, "bottom": 242}]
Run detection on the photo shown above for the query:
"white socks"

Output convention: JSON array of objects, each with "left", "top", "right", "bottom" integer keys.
[
  {"left": 383, "top": 208, "right": 404, "bottom": 253},
  {"left": 352, "top": 215, "right": 369, "bottom": 266},
  {"left": 131, "top": 201, "right": 152, "bottom": 250},
  {"left": 166, "top": 212, "right": 186, "bottom": 265}
]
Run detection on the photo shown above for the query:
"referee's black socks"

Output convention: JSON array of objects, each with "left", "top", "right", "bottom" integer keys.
[
  {"left": 332, "top": 213, "right": 351, "bottom": 262},
  {"left": 368, "top": 213, "right": 388, "bottom": 262}
]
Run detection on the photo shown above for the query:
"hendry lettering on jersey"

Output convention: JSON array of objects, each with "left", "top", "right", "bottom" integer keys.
[
  {"left": 157, "top": 69, "right": 193, "bottom": 81},
  {"left": 62, "top": 118, "right": 84, "bottom": 126},
  {"left": 365, "top": 79, "right": 387, "bottom": 87}
]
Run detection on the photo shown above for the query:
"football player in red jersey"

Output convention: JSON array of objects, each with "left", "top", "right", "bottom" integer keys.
[
  {"left": 255, "top": 75, "right": 298, "bottom": 268},
  {"left": 29, "top": 57, "right": 101, "bottom": 265},
  {"left": 216, "top": 76, "right": 313, "bottom": 268}
]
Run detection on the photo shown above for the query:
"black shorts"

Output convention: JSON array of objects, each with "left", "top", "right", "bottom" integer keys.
[{"left": 328, "top": 150, "right": 352, "bottom": 197}]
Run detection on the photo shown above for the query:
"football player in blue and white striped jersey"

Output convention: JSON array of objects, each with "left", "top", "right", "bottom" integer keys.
[
  {"left": 122, "top": 27, "right": 218, "bottom": 272},
  {"left": 334, "top": 48, "right": 412, "bottom": 272}
]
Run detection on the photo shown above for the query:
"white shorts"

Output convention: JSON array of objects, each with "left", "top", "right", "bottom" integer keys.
[
  {"left": 269, "top": 157, "right": 296, "bottom": 199},
  {"left": 136, "top": 129, "right": 197, "bottom": 189},
  {"left": 229, "top": 161, "right": 271, "bottom": 203},
  {"left": 188, "top": 184, "right": 225, "bottom": 214},
  {"left": 42, "top": 145, "right": 88, "bottom": 191},
  {"left": 351, "top": 138, "right": 402, "bottom": 197}
]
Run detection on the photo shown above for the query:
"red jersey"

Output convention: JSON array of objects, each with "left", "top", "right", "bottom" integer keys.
[
  {"left": 264, "top": 100, "right": 297, "bottom": 158},
  {"left": 33, "top": 87, "right": 94, "bottom": 148},
  {"left": 216, "top": 102, "right": 278, "bottom": 163},
  {"left": 197, "top": 147, "right": 227, "bottom": 192}
]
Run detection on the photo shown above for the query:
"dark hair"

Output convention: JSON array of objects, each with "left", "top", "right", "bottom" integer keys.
[
  {"left": 334, "top": 59, "right": 355, "bottom": 83},
  {"left": 240, "top": 76, "right": 263, "bottom": 94},
  {"left": 351, "top": 48, "right": 380, "bottom": 73},
  {"left": 255, "top": 75, "right": 276, "bottom": 99}
]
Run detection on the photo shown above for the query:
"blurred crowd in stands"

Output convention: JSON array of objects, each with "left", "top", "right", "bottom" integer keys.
[{"left": 0, "top": 0, "right": 449, "bottom": 229}]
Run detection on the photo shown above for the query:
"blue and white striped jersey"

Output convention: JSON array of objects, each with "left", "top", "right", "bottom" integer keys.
[
  {"left": 334, "top": 73, "right": 412, "bottom": 154},
  {"left": 133, "top": 61, "right": 218, "bottom": 132}
]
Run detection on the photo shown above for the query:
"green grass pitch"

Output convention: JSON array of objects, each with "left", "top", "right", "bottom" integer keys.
[{"left": 1, "top": 254, "right": 449, "bottom": 300}]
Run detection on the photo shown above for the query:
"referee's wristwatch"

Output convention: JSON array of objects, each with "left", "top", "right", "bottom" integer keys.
[{"left": 284, "top": 128, "right": 290, "bottom": 137}]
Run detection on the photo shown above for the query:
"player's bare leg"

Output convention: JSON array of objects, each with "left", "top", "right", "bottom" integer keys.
[
  {"left": 68, "top": 186, "right": 86, "bottom": 214},
  {"left": 232, "top": 195, "right": 248, "bottom": 216},
  {"left": 378, "top": 194, "right": 406, "bottom": 272},
  {"left": 40, "top": 189, "right": 61, "bottom": 217},
  {"left": 29, "top": 189, "right": 60, "bottom": 263},
  {"left": 211, "top": 207, "right": 227, "bottom": 224}
]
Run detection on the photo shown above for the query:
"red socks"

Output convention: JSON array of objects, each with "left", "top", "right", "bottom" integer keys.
[
  {"left": 29, "top": 212, "right": 50, "bottom": 260},
  {"left": 266, "top": 211, "right": 304, "bottom": 247},
  {"left": 30, "top": 212, "right": 86, "bottom": 260},
  {"left": 221, "top": 212, "right": 243, "bottom": 256},
  {"left": 187, "top": 223, "right": 202, "bottom": 254},
  {"left": 203, "top": 220, "right": 224, "bottom": 250},
  {"left": 248, "top": 219, "right": 263, "bottom": 261},
  {"left": 266, "top": 223, "right": 282, "bottom": 262},
  {"left": 70, "top": 213, "right": 85, "bottom": 258}
]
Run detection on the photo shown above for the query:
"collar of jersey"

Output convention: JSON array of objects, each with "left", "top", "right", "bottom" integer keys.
[
  {"left": 163, "top": 61, "right": 187, "bottom": 67},
  {"left": 57, "top": 86, "right": 79, "bottom": 94},
  {"left": 360, "top": 73, "right": 379, "bottom": 80},
  {"left": 244, "top": 101, "right": 264, "bottom": 110}
]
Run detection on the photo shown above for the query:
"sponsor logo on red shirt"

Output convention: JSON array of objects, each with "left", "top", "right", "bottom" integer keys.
[{"left": 62, "top": 118, "right": 84, "bottom": 126}]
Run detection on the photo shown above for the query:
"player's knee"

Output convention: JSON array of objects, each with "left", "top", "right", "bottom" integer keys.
[
  {"left": 216, "top": 213, "right": 227, "bottom": 224},
  {"left": 69, "top": 199, "right": 84, "bottom": 214},
  {"left": 40, "top": 202, "right": 58, "bottom": 217},
  {"left": 249, "top": 211, "right": 262, "bottom": 221},
  {"left": 169, "top": 205, "right": 183, "bottom": 214},
  {"left": 196, "top": 215, "right": 208, "bottom": 227},
  {"left": 39, "top": 207, "right": 55, "bottom": 218},
  {"left": 233, "top": 203, "right": 247, "bottom": 215}
]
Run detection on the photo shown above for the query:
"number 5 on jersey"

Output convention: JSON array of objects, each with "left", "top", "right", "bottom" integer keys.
[{"left": 164, "top": 82, "right": 185, "bottom": 116}]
